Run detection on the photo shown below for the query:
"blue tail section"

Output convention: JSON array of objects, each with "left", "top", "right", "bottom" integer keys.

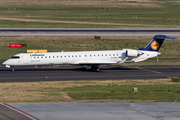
[{"left": 139, "top": 35, "right": 176, "bottom": 52}]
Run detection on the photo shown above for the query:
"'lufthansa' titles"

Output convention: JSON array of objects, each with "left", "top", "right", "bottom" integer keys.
[{"left": 30, "top": 54, "right": 45, "bottom": 56}]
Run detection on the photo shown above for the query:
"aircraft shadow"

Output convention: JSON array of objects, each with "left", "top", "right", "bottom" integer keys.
[{"left": 0, "top": 66, "right": 134, "bottom": 72}]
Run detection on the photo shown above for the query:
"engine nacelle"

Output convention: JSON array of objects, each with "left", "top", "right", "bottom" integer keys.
[{"left": 126, "top": 50, "right": 139, "bottom": 57}]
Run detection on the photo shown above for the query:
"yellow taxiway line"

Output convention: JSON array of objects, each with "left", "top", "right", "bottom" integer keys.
[
  {"left": 127, "top": 107, "right": 163, "bottom": 120},
  {"left": 136, "top": 67, "right": 161, "bottom": 74}
]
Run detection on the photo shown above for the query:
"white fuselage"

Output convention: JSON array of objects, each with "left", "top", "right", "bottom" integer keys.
[{"left": 2, "top": 49, "right": 159, "bottom": 67}]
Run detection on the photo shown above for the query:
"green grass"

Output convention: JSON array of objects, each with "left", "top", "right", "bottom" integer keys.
[
  {"left": 0, "top": 0, "right": 180, "bottom": 28},
  {"left": 0, "top": 79, "right": 179, "bottom": 103},
  {"left": 64, "top": 84, "right": 180, "bottom": 102}
]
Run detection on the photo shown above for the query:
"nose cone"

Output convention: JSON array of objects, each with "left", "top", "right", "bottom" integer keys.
[
  {"left": 2, "top": 61, "right": 6, "bottom": 65},
  {"left": 2, "top": 60, "right": 10, "bottom": 65},
  {"left": 2, "top": 60, "right": 11, "bottom": 68}
]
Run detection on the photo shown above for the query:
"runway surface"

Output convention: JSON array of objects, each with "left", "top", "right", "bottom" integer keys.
[
  {"left": 0, "top": 63, "right": 180, "bottom": 82},
  {"left": 0, "top": 28, "right": 180, "bottom": 36},
  {"left": 1, "top": 102, "right": 179, "bottom": 120}
]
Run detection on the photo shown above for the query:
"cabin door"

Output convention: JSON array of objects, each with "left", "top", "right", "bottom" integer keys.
[{"left": 23, "top": 54, "right": 29, "bottom": 64}]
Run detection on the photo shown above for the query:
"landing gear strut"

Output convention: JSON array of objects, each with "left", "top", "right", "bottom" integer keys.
[
  {"left": 11, "top": 66, "right": 14, "bottom": 72},
  {"left": 91, "top": 65, "right": 99, "bottom": 72}
]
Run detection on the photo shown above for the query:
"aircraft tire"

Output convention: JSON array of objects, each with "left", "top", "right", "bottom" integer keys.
[
  {"left": 94, "top": 67, "right": 99, "bottom": 72},
  {"left": 91, "top": 66, "right": 99, "bottom": 72},
  {"left": 91, "top": 66, "right": 94, "bottom": 71}
]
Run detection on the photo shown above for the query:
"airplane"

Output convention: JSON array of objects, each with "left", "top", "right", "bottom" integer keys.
[{"left": 2, "top": 35, "right": 176, "bottom": 72}]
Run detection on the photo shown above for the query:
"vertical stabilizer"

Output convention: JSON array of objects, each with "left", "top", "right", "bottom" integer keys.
[{"left": 139, "top": 35, "right": 176, "bottom": 52}]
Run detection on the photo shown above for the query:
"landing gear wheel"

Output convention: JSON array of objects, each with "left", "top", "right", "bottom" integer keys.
[
  {"left": 91, "top": 66, "right": 99, "bottom": 72},
  {"left": 91, "top": 66, "right": 95, "bottom": 71},
  {"left": 94, "top": 67, "right": 99, "bottom": 72}
]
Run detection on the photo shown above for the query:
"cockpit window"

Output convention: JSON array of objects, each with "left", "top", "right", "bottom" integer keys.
[{"left": 11, "top": 56, "right": 20, "bottom": 59}]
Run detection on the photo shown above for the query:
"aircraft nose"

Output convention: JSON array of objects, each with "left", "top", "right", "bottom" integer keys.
[
  {"left": 2, "top": 61, "right": 6, "bottom": 65},
  {"left": 2, "top": 60, "right": 9, "bottom": 65}
]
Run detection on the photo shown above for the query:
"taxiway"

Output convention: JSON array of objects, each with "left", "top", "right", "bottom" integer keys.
[
  {"left": 0, "top": 64, "right": 180, "bottom": 82},
  {"left": 0, "top": 28, "right": 180, "bottom": 36},
  {"left": 1, "top": 102, "right": 180, "bottom": 120}
]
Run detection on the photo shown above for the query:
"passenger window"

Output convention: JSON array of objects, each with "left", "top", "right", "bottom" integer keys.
[
  {"left": 72, "top": 55, "right": 74, "bottom": 57},
  {"left": 61, "top": 56, "right": 62, "bottom": 58},
  {"left": 49, "top": 56, "right": 51, "bottom": 58},
  {"left": 41, "top": 57, "right": 43, "bottom": 58},
  {"left": 109, "top": 54, "right": 111, "bottom": 56},
  {"left": 94, "top": 55, "right": 96, "bottom": 57},
  {"left": 105, "top": 54, "right": 107, "bottom": 56},
  {"left": 102, "top": 54, "right": 103, "bottom": 56},
  {"left": 45, "top": 56, "right": 47, "bottom": 58},
  {"left": 57, "top": 56, "right": 58, "bottom": 58},
  {"left": 34, "top": 57, "right": 36, "bottom": 59},
  {"left": 75, "top": 55, "right": 77, "bottom": 57},
  {"left": 113, "top": 54, "right": 115, "bottom": 56},
  {"left": 85, "top": 55, "right": 87, "bottom": 57},
  {"left": 79, "top": 55, "right": 81, "bottom": 57}
]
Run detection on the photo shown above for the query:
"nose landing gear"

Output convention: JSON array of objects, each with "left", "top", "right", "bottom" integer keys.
[{"left": 11, "top": 66, "right": 14, "bottom": 72}]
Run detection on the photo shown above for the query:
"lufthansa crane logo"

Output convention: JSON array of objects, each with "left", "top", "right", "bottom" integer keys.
[{"left": 151, "top": 41, "right": 159, "bottom": 50}]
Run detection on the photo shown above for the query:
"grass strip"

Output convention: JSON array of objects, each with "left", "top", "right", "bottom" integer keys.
[
  {"left": 0, "top": 0, "right": 180, "bottom": 28},
  {"left": 0, "top": 79, "right": 180, "bottom": 103}
]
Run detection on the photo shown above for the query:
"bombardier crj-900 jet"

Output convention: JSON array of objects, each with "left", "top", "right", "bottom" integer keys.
[{"left": 3, "top": 35, "right": 176, "bottom": 72}]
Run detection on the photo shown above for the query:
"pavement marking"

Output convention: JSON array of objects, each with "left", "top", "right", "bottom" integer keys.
[
  {"left": 136, "top": 67, "right": 161, "bottom": 74},
  {"left": 0, "top": 103, "right": 37, "bottom": 120},
  {"left": 127, "top": 107, "right": 163, "bottom": 120}
]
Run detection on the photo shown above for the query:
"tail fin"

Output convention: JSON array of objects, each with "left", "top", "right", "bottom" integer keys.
[{"left": 139, "top": 35, "right": 176, "bottom": 52}]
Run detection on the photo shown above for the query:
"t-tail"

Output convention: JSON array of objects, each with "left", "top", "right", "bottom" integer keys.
[{"left": 139, "top": 35, "right": 176, "bottom": 52}]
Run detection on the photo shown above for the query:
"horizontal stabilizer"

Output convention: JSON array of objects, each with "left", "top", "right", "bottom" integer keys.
[{"left": 154, "top": 35, "right": 176, "bottom": 40}]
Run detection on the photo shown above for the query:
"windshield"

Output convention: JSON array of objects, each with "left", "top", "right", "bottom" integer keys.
[{"left": 11, "top": 56, "right": 20, "bottom": 59}]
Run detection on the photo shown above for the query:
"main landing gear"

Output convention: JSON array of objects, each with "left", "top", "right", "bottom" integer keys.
[{"left": 91, "top": 65, "right": 99, "bottom": 72}]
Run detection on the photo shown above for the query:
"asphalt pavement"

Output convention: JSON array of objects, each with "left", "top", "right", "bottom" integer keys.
[
  {"left": 0, "top": 28, "right": 180, "bottom": 36},
  {"left": 5, "top": 102, "right": 180, "bottom": 120},
  {"left": 0, "top": 64, "right": 180, "bottom": 82}
]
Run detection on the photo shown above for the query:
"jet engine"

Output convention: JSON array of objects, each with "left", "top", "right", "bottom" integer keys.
[{"left": 126, "top": 50, "right": 139, "bottom": 57}]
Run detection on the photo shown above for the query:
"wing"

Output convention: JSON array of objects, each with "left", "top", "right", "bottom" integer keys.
[{"left": 76, "top": 60, "right": 118, "bottom": 65}]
